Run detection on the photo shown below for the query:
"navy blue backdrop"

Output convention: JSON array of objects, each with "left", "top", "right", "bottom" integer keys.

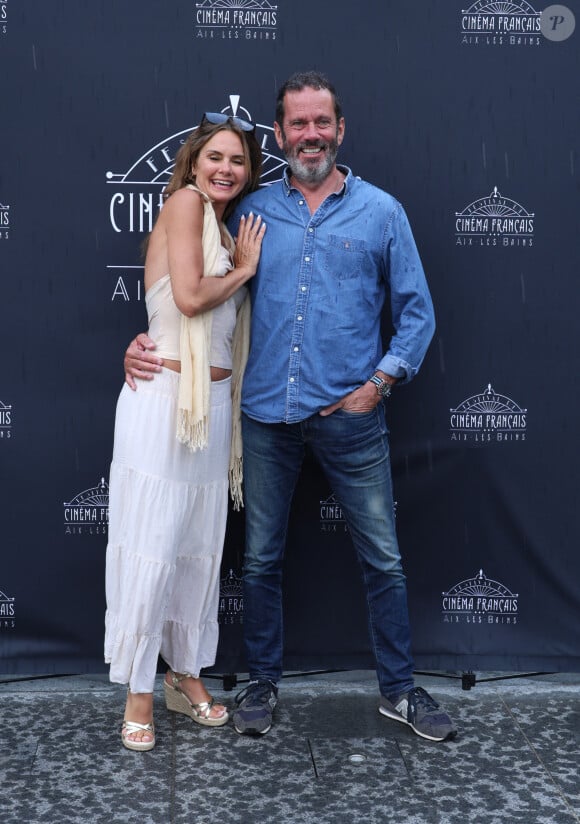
[{"left": 1, "top": 0, "right": 579, "bottom": 675}]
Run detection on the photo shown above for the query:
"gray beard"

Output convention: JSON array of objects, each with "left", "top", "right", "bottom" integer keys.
[{"left": 283, "top": 139, "right": 339, "bottom": 185}]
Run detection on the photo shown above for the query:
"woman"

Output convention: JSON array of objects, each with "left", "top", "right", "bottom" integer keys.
[{"left": 104, "top": 112, "right": 265, "bottom": 751}]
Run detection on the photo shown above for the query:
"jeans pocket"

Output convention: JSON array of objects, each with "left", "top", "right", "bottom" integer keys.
[{"left": 323, "top": 405, "right": 387, "bottom": 441}]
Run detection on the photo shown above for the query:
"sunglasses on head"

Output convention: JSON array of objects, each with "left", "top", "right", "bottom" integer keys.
[{"left": 202, "top": 111, "right": 255, "bottom": 133}]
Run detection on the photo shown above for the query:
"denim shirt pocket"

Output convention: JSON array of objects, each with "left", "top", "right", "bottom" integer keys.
[{"left": 323, "top": 234, "right": 366, "bottom": 283}]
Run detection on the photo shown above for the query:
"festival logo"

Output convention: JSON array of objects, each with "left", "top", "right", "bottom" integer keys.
[
  {"left": 63, "top": 477, "right": 109, "bottom": 535},
  {"left": 0, "top": 588, "right": 15, "bottom": 629},
  {"left": 218, "top": 568, "right": 244, "bottom": 624},
  {"left": 442, "top": 569, "right": 519, "bottom": 625},
  {"left": 320, "top": 493, "right": 348, "bottom": 534},
  {"left": 460, "top": 1, "right": 542, "bottom": 46},
  {"left": 450, "top": 383, "right": 527, "bottom": 444},
  {"left": 455, "top": 187, "right": 534, "bottom": 247},
  {"left": 0, "top": 202, "right": 9, "bottom": 239},
  {"left": 1, "top": 1, "right": 7, "bottom": 36},
  {"left": 0, "top": 399, "right": 12, "bottom": 439},
  {"left": 105, "top": 94, "right": 286, "bottom": 303},
  {"left": 195, "top": 0, "right": 278, "bottom": 40}
]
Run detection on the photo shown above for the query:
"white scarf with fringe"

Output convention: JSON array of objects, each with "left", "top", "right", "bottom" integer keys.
[{"left": 177, "top": 184, "right": 250, "bottom": 510}]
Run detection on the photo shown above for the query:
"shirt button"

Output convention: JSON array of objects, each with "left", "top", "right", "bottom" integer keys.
[
  {"left": 293, "top": 346, "right": 299, "bottom": 352},
  {"left": 297, "top": 315, "right": 303, "bottom": 321},
  {"left": 301, "top": 286, "right": 307, "bottom": 292},
  {"left": 289, "top": 377, "right": 295, "bottom": 383},
  {"left": 304, "top": 256, "right": 310, "bottom": 262},
  {"left": 308, "top": 227, "right": 313, "bottom": 233},
  {"left": 298, "top": 200, "right": 304, "bottom": 205}
]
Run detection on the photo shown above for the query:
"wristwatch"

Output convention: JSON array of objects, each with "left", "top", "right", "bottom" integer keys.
[{"left": 369, "top": 374, "right": 393, "bottom": 399}]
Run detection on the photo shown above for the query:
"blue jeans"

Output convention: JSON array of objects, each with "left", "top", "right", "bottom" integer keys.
[{"left": 241, "top": 407, "right": 415, "bottom": 699}]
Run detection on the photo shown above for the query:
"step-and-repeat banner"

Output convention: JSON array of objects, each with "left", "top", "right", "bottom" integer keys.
[{"left": 1, "top": 1, "right": 579, "bottom": 675}]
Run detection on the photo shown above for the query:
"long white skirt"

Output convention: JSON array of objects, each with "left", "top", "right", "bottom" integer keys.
[{"left": 104, "top": 369, "right": 231, "bottom": 694}]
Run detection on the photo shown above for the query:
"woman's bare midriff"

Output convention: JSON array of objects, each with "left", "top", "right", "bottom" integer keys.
[
  {"left": 163, "top": 359, "right": 232, "bottom": 382},
  {"left": 210, "top": 366, "right": 232, "bottom": 381}
]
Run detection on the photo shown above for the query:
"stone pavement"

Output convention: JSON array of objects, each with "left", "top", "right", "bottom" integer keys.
[{"left": 1, "top": 670, "right": 579, "bottom": 824}]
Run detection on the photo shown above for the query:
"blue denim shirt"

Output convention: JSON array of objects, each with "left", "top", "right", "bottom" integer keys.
[{"left": 229, "top": 166, "right": 435, "bottom": 424}]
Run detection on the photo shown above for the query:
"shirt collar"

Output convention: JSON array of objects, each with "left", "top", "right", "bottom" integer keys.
[{"left": 282, "top": 165, "right": 352, "bottom": 197}]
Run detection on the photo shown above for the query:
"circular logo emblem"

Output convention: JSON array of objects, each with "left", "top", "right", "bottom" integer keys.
[{"left": 541, "top": 4, "right": 576, "bottom": 41}]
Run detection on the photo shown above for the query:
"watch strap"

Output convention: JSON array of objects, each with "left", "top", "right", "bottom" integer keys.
[{"left": 369, "top": 374, "right": 393, "bottom": 398}]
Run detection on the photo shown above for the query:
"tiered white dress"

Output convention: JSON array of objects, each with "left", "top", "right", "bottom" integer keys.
[{"left": 104, "top": 247, "right": 241, "bottom": 694}]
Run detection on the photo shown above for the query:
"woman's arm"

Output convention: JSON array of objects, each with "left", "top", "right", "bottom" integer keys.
[{"left": 166, "top": 189, "right": 265, "bottom": 317}]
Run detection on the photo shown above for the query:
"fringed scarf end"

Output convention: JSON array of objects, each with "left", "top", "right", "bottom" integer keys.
[
  {"left": 229, "top": 457, "right": 244, "bottom": 511},
  {"left": 176, "top": 410, "right": 208, "bottom": 452}
]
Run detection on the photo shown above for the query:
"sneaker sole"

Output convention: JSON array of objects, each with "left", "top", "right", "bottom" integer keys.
[
  {"left": 233, "top": 722, "right": 271, "bottom": 735},
  {"left": 378, "top": 705, "right": 456, "bottom": 742}
]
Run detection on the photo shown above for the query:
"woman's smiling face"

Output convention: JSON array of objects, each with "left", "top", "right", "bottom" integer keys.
[{"left": 192, "top": 130, "right": 249, "bottom": 214}]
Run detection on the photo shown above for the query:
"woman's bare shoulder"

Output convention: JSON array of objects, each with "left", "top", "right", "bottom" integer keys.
[{"left": 165, "top": 186, "right": 205, "bottom": 210}]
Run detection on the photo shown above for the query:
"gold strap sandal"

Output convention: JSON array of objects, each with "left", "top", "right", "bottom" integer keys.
[
  {"left": 164, "top": 671, "right": 229, "bottom": 727},
  {"left": 121, "top": 720, "right": 155, "bottom": 751}
]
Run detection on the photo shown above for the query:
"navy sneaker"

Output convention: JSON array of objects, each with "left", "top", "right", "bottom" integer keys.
[
  {"left": 379, "top": 686, "right": 457, "bottom": 742},
  {"left": 233, "top": 680, "right": 278, "bottom": 735}
]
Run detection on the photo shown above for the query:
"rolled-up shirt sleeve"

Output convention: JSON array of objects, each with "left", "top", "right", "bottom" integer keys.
[{"left": 376, "top": 204, "right": 435, "bottom": 384}]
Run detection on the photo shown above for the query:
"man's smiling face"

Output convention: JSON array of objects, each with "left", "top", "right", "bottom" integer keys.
[{"left": 274, "top": 87, "right": 345, "bottom": 185}]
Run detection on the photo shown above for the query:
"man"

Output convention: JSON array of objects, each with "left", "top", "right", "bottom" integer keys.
[{"left": 125, "top": 71, "right": 456, "bottom": 742}]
